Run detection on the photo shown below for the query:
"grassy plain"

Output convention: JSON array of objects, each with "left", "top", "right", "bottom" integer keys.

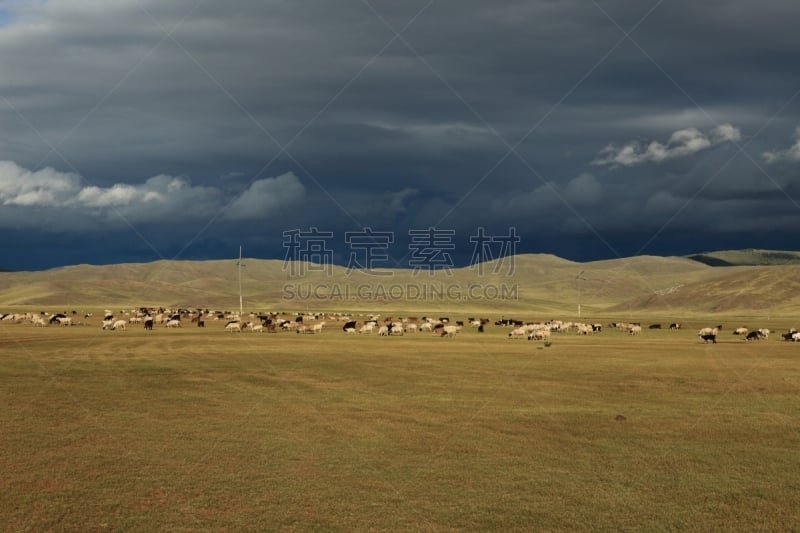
[{"left": 2, "top": 317, "right": 799, "bottom": 531}]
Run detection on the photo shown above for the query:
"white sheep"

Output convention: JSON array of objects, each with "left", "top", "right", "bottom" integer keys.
[
  {"left": 441, "top": 325, "right": 460, "bottom": 338},
  {"left": 508, "top": 327, "right": 526, "bottom": 338}
]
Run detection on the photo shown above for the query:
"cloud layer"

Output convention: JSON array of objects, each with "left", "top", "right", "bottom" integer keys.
[
  {"left": 1, "top": 1, "right": 800, "bottom": 268},
  {"left": 0, "top": 161, "right": 305, "bottom": 228}
]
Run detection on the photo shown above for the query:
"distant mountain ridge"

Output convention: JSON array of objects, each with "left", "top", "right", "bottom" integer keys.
[{"left": 687, "top": 249, "right": 800, "bottom": 267}]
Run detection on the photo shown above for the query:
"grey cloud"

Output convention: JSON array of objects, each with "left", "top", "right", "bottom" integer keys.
[
  {"left": 563, "top": 173, "right": 603, "bottom": 206},
  {"left": 224, "top": 172, "right": 305, "bottom": 220},
  {"left": 762, "top": 128, "right": 800, "bottom": 163},
  {"left": 0, "top": 161, "right": 82, "bottom": 206},
  {"left": 386, "top": 188, "right": 418, "bottom": 214},
  {"left": 592, "top": 124, "right": 742, "bottom": 167},
  {"left": 323, "top": 187, "right": 420, "bottom": 229},
  {"left": 489, "top": 173, "right": 603, "bottom": 218},
  {"left": 0, "top": 160, "right": 300, "bottom": 229}
]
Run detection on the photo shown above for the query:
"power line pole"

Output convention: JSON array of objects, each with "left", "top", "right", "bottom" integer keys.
[
  {"left": 576, "top": 270, "right": 586, "bottom": 319},
  {"left": 237, "top": 246, "right": 244, "bottom": 317}
]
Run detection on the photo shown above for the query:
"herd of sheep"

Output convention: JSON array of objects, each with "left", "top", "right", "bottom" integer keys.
[{"left": 2, "top": 309, "right": 799, "bottom": 343}]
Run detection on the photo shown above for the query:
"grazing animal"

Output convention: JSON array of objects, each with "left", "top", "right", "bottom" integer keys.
[
  {"left": 745, "top": 330, "right": 763, "bottom": 341},
  {"left": 528, "top": 329, "right": 551, "bottom": 341},
  {"left": 225, "top": 322, "right": 241, "bottom": 332},
  {"left": 440, "top": 325, "right": 460, "bottom": 337},
  {"left": 389, "top": 324, "right": 404, "bottom": 336},
  {"left": 144, "top": 319, "right": 154, "bottom": 330},
  {"left": 698, "top": 327, "right": 719, "bottom": 337},
  {"left": 508, "top": 327, "right": 527, "bottom": 338},
  {"left": 669, "top": 323, "right": 682, "bottom": 330},
  {"left": 342, "top": 320, "right": 357, "bottom": 332},
  {"left": 700, "top": 334, "right": 717, "bottom": 344},
  {"left": 649, "top": 324, "right": 661, "bottom": 329}
]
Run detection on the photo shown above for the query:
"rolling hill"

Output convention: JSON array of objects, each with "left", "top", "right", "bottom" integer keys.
[
  {"left": 687, "top": 249, "right": 800, "bottom": 266},
  {"left": 0, "top": 252, "right": 798, "bottom": 316}
]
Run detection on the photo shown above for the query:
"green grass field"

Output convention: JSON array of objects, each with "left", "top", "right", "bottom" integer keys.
[{"left": 2, "top": 317, "right": 799, "bottom": 531}]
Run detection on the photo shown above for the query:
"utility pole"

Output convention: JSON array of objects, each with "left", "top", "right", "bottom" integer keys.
[
  {"left": 237, "top": 246, "right": 244, "bottom": 317},
  {"left": 576, "top": 270, "right": 586, "bottom": 319}
]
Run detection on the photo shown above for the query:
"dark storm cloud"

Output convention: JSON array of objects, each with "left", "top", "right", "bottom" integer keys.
[{"left": 1, "top": 0, "right": 800, "bottom": 270}]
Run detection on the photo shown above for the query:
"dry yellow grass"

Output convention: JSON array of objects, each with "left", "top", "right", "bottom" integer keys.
[{"left": 1, "top": 317, "right": 800, "bottom": 531}]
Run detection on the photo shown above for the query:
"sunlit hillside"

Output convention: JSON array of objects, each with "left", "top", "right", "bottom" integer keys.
[{"left": 2, "top": 252, "right": 799, "bottom": 316}]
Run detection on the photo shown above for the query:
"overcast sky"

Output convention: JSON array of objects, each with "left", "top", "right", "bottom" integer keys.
[{"left": 1, "top": 0, "right": 800, "bottom": 271}]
